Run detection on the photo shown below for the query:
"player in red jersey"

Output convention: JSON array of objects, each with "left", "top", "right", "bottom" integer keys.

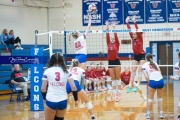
[
  {"left": 96, "top": 65, "right": 107, "bottom": 91},
  {"left": 126, "top": 16, "right": 146, "bottom": 93},
  {"left": 85, "top": 66, "right": 92, "bottom": 93},
  {"left": 120, "top": 67, "right": 146, "bottom": 100},
  {"left": 106, "top": 21, "right": 121, "bottom": 101}
]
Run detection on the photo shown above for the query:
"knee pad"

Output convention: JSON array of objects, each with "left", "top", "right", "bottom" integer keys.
[
  {"left": 148, "top": 98, "right": 153, "bottom": 102},
  {"left": 112, "top": 81, "right": 117, "bottom": 87},
  {"left": 158, "top": 98, "right": 163, "bottom": 102},
  {"left": 178, "top": 101, "right": 180, "bottom": 107},
  {"left": 86, "top": 102, "right": 93, "bottom": 110},
  {"left": 54, "top": 116, "right": 64, "bottom": 120},
  {"left": 132, "top": 72, "right": 136, "bottom": 77},
  {"left": 86, "top": 80, "right": 91, "bottom": 84},
  {"left": 138, "top": 72, "right": 142, "bottom": 77},
  {"left": 116, "top": 80, "right": 121, "bottom": 86}
]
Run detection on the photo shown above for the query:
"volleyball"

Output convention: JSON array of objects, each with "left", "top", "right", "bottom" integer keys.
[{"left": 88, "top": 3, "right": 97, "bottom": 12}]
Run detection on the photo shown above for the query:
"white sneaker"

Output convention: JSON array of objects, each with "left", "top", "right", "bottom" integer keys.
[
  {"left": 19, "top": 47, "right": 24, "bottom": 50},
  {"left": 145, "top": 112, "right": 150, "bottom": 119},
  {"left": 141, "top": 94, "right": 147, "bottom": 101},
  {"left": 159, "top": 111, "right": 164, "bottom": 119},
  {"left": 15, "top": 47, "right": 20, "bottom": 50}
]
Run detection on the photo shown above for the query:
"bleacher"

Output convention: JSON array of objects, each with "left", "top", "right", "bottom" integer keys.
[{"left": 0, "top": 44, "right": 62, "bottom": 94}]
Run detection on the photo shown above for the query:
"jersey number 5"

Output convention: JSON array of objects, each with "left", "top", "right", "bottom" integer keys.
[{"left": 55, "top": 72, "right": 60, "bottom": 81}]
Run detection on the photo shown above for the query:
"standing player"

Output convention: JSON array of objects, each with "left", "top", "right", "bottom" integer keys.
[
  {"left": 120, "top": 67, "right": 146, "bottom": 100},
  {"left": 142, "top": 54, "right": 164, "bottom": 119},
  {"left": 71, "top": 15, "right": 91, "bottom": 70},
  {"left": 66, "top": 59, "right": 96, "bottom": 120},
  {"left": 41, "top": 53, "right": 78, "bottom": 120},
  {"left": 170, "top": 52, "right": 180, "bottom": 120},
  {"left": 126, "top": 16, "right": 146, "bottom": 93},
  {"left": 106, "top": 20, "right": 121, "bottom": 101}
]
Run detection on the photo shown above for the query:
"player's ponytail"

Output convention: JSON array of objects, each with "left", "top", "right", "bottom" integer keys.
[
  {"left": 72, "top": 59, "right": 79, "bottom": 67},
  {"left": 146, "top": 53, "right": 158, "bottom": 71},
  {"left": 72, "top": 31, "right": 78, "bottom": 39}
]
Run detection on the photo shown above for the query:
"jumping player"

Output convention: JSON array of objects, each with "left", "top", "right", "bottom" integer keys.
[
  {"left": 142, "top": 54, "right": 164, "bottom": 119},
  {"left": 120, "top": 67, "right": 146, "bottom": 100},
  {"left": 66, "top": 59, "right": 96, "bottom": 120},
  {"left": 106, "top": 20, "right": 121, "bottom": 101},
  {"left": 170, "top": 52, "right": 180, "bottom": 120},
  {"left": 41, "top": 53, "right": 78, "bottom": 120},
  {"left": 71, "top": 15, "right": 91, "bottom": 70},
  {"left": 126, "top": 16, "right": 146, "bottom": 93}
]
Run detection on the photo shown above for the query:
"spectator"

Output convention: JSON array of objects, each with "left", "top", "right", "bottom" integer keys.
[
  {"left": 9, "top": 30, "right": 23, "bottom": 50},
  {"left": 11, "top": 64, "right": 29, "bottom": 101},
  {"left": 1, "top": 29, "right": 14, "bottom": 45}
]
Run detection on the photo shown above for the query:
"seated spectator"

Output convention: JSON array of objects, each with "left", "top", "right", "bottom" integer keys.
[
  {"left": 11, "top": 64, "right": 30, "bottom": 101},
  {"left": 9, "top": 30, "right": 23, "bottom": 50},
  {"left": 1, "top": 29, "right": 14, "bottom": 45}
]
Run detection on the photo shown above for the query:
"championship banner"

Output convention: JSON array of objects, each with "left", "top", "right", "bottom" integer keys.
[
  {"left": 82, "top": 0, "right": 102, "bottom": 26},
  {"left": 124, "top": 0, "right": 144, "bottom": 24},
  {"left": 146, "top": 0, "right": 166, "bottom": 23},
  {"left": 103, "top": 0, "right": 123, "bottom": 24},
  {"left": 168, "top": 0, "right": 180, "bottom": 23},
  {"left": 30, "top": 47, "right": 44, "bottom": 111}
]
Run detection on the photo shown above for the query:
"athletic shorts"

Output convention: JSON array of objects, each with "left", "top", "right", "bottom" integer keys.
[
  {"left": 121, "top": 80, "right": 129, "bottom": 85},
  {"left": 108, "top": 59, "right": 121, "bottom": 68},
  {"left": 134, "top": 54, "right": 145, "bottom": 62},
  {"left": 46, "top": 99, "right": 67, "bottom": 110},
  {"left": 148, "top": 79, "right": 164, "bottom": 89},
  {"left": 66, "top": 80, "right": 82, "bottom": 94},
  {"left": 75, "top": 54, "right": 87, "bottom": 63}
]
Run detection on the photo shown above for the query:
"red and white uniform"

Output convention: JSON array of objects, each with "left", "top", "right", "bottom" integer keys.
[
  {"left": 142, "top": 62, "right": 163, "bottom": 81},
  {"left": 42, "top": 67, "right": 72, "bottom": 102},
  {"left": 70, "top": 67, "right": 85, "bottom": 84},
  {"left": 74, "top": 34, "right": 87, "bottom": 55},
  {"left": 174, "top": 62, "right": 180, "bottom": 72},
  {"left": 106, "top": 69, "right": 110, "bottom": 76},
  {"left": 100, "top": 67, "right": 107, "bottom": 76},
  {"left": 120, "top": 71, "right": 131, "bottom": 85},
  {"left": 106, "top": 33, "right": 120, "bottom": 60},
  {"left": 126, "top": 22, "right": 145, "bottom": 55}
]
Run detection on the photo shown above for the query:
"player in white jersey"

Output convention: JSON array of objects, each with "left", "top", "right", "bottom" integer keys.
[
  {"left": 70, "top": 14, "right": 91, "bottom": 70},
  {"left": 170, "top": 52, "right": 180, "bottom": 120},
  {"left": 142, "top": 54, "right": 164, "bottom": 119},
  {"left": 66, "top": 59, "right": 96, "bottom": 120},
  {"left": 41, "top": 53, "right": 78, "bottom": 120}
]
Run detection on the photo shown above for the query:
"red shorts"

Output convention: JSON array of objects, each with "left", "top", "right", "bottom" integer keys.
[{"left": 121, "top": 80, "right": 129, "bottom": 85}]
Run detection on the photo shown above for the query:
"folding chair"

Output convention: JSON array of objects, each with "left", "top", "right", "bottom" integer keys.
[{"left": 9, "top": 84, "right": 23, "bottom": 101}]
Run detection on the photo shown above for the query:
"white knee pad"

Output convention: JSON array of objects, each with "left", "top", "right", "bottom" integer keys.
[
  {"left": 112, "top": 80, "right": 117, "bottom": 87},
  {"left": 86, "top": 80, "right": 91, "bottom": 84},
  {"left": 86, "top": 102, "right": 93, "bottom": 110},
  {"left": 158, "top": 98, "right": 163, "bottom": 102},
  {"left": 132, "top": 72, "right": 136, "bottom": 77},
  {"left": 138, "top": 72, "right": 142, "bottom": 77},
  {"left": 116, "top": 80, "right": 121, "bottom": 86},
  {"left": 178, "top": 101, "right": 180, "bottom": 107},
  {"left": 148, "top": 98, "right": 153, "bottom": 102}
]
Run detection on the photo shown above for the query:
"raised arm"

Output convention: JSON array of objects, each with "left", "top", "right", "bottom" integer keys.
[
  {"left": 85, "top": 14, "right": 92, "bottom": 37},
  {"left": 112, "top": 21, "right": 120, "bottom": 47},
  {"left": 105, "top": 20, "right": 110, "bottom": 45},
  {"left": 132, "top": 16, "right": 143, "bottom": 40},
  {"left": 125, "top": 16, "right": 133, "bottom": 39}
]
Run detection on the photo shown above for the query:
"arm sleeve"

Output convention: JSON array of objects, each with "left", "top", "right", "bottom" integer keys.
[
  {"left": 106, "top": 32, "right": 110, "bottom": 45},
  {"left": 126, "top": 23, "right": 133, "bottom": 39},
  {"left": 42, "top": 70, "right": 48, "bottom": 80},
  {"left": 114, "top": 33, "right": 120, "bottom": 49},
  {"left": 134, "top": 22, "right": 143, "bottom": 41}
]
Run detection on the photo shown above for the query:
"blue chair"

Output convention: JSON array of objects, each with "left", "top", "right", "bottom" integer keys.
[{"left": 9, "top": 84, "right": 23, "bottom": 102}]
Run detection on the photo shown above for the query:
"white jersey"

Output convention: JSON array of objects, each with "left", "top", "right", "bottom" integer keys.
[
  {"left": 174, "top": 62, "right": 180, "bottom": 72},
  {"left": 42, "top": 67, "right": 72, "bottom": 102},
  {"left": 70, "top": 67, "right": 85, "bottom": 84},
  {"left": 74, "top": 34, "right": 87, "bottom": 55},
  {"left": 142, "top": 62, "right": 163, "bottom": 81}
]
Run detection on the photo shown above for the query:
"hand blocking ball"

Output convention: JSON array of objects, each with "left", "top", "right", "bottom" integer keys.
[{"left": 88, "top": 3, "right": 97, "bottom": 12}]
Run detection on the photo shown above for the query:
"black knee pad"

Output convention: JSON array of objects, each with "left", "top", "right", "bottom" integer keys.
[{"left": 54, "top": 116, "right": 64, "bottom": 120}]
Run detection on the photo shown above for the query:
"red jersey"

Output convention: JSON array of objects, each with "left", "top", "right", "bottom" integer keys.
[
  {"left": 100, "top": 67, "right": 106, "bottom": 76},
  {"left": 126, "top": 22, "right": 145, "bottom": 55},
  {"left": 106, "top": 69, "right": 110, "bottom": 76},
  {"left": 85, "top": 70, "right": 90, "bottom": 79},
  {"left": 89, "top": 69, "right": 97, "bottom": 79},
  {"left": 106, "top": 32, "right": 120, "bottom": 60},
  {"left": 120, "top": 71, "right": 131, "bottom": 85},
  {"left": 96, "top": 70, "right": 103, "bottom": 78}
]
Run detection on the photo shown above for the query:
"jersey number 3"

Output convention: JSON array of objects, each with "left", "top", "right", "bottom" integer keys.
[
  {"left": 55, "top": 72, "right": 60, "bottom": 81},
  {"left": 75, "top": 41, "right": 82, "bottom": 49}
]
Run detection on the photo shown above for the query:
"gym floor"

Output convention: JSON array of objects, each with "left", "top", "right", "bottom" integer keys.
[{"left": 0, "top": 80, "right": 179, "bottom": 120}]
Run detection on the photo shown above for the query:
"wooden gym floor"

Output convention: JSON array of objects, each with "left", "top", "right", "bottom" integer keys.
[{"left": 0, "top": 80, "right": 179, "bottom": 120}]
